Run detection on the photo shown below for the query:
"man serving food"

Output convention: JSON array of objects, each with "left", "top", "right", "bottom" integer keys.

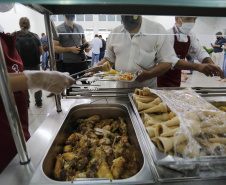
[{"left": 96, "top": 15, "right": 224, "bottom": 88}]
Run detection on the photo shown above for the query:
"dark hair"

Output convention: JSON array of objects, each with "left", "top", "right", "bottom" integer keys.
[
  {"left": 98, "top": 35, "right": 102, "bottom": 38},
  {"left": 41, "top": 33, "right": 45, "bottom": 37},
  {"left": 186, "top": 54, "right": 192, "bottom": 61},
  {"left": 19, "top": 17, "right": 30, "bottom": 30},
  {"left": 216, "top": 32, "right": 222, "bottom": 36},
  {"left": 95, "top": 34, "right": 98, "bottom": 37}
]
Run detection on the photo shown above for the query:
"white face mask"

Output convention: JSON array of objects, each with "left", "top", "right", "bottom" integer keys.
[{"left": 179, "top": 18, "right": 195, "bottom": 34}]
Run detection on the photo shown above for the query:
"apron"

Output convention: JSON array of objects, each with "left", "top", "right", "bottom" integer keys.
[
  {"left": 157, "top": 27, "right": 190, "bottom": 87},
  {"left": 0, "top": 32, "right": 30, "bottom": 173}
]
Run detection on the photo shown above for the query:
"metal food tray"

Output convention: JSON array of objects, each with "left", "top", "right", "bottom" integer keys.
[
  {"left": 30, "top": 103, "right": 154, "bottom": 185},
  {"left": 128, "top": 93, "right": 226, "bottom": 181}
]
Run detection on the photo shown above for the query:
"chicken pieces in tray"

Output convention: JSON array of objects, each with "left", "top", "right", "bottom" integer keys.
[{"left": 53, "top": 115, "right": 139, "bottom": 181}]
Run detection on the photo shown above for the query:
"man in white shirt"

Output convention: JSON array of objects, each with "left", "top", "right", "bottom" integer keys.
[
  {"left": 96, "top": 15, "right": 224, "bottom": 88},
  {"left": 157, "top": 17, "right": 223, "bottom": 87},
  {"left": 91, "top": 34, "right": 102, "bottom": 66}
]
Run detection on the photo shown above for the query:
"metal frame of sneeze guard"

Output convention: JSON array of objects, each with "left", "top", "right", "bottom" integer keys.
[
  {"left": 0, "top": 41, "right": 30, "bottom": 165},
  {"left": 44, "top": 12, "right": 62, "bottom": 112}
]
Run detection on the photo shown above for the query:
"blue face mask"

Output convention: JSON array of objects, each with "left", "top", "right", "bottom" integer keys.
[{"left": 65, "top": 15, "right": 75, "bottom": 21}]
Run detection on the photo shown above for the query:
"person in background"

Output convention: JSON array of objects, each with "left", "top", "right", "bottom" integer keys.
[
  {"left": 91, "top": 34, "right": 102, "bottom": 66},
  {"left": 96, "top": 15, "right": 224, "bottom": 88},
  {"left": 53, "top": 14, "right": 90, "bottom": 93},
  {"left": 41, "top": 33, "right": 49, "bottom": 70},
  {"left": 98, "top": 35, "right": 106, "bottom": 61},
  {"left": 14, "top": 17, "right": 43, "bottom": 108},
  {"left": 211, "top": 32, "right": 226, "bottom": 67},
  {"left": 157, "top": 17, "right": 223, "bottom": 87},
  {"left": 0, "top": 3, "right": 74, "bottom": 173}
]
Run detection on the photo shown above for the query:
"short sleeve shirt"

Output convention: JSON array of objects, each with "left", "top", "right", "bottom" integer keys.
[
  {"left": 214, "top": 38, "right": 226, "bottom": 53},
  {"left": 54, "top": 22, "right": 85, "bottom": 63},
  {"left": 41, "top": 35, "right": 48, "bottom": 47},
  {"left": 105, "top": 18, "right": 178, "bottom": 88}
]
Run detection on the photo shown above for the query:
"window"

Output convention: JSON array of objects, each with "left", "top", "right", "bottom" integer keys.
[
  {"left": 76, "top": 14, "right": 84, "bottom": 21},
  {"left": 85, "top": 14, "right": 93, "bottom": 21},
  {"left": 107, "top": 15, "right": 115, "bottom": 21},
  {"left": 116, "top": 15, "right": 121, "bottom": 22},
  {"left": 58, "top": 15, "right": 64, "bottom": 21},
  {"left": 99, "top": 29, "right": 107, "bottom": 31},
  {"left": 99, "top": 15, "right": 106, "bottom": 21},
  {"left": 86, "top": 29, "right": 94, "bottom": 31},
  {"left": 51, "top": 15, "right": 57, "bottom": 22}
]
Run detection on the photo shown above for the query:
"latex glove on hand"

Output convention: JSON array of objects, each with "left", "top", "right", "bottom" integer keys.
[
  {"left": 24, "top": 71, "right": 75, "bottom": 94},
  {"left": 197, "top": 64, "right": 225, "bottom": 79}
]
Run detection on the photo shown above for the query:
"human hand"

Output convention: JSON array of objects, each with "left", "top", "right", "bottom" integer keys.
[
  {"left": 24, "top": 71, "right": 75, "bottom": 94},
  {"left": 210, "top": 43, "right": 214, "bottom": 47},
  {"left": 85, "top": 46, "right": 91, "bottom": 53},
  {"left": 71, "top": 46, "right": 81, "bottom": 54},
  {"left": 197, "top": 64, "right": 225, "bottom": 78},
  {"left": 135, "top": 70, "right": 150, "bottom": 83}
]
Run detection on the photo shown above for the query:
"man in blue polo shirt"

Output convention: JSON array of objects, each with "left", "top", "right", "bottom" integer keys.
[{"left": 211, "top": 32, "right": 226, "bottom": 67}]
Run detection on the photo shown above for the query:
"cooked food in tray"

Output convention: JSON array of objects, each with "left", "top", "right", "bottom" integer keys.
[
  {"left": 217, "top": 106, "right": 226, "bottom": 112},
  {"left": 105, "top": 69, "right": 121, "bottom": 74},
  {"left": 53, "top": 115, "right": 138, "bottom": 181},
  {"left": 133, "top": 87, "right": 226, "bottom": 159},
  {"left": 103, "top": 72, "right": 136, "bottom": 81}
]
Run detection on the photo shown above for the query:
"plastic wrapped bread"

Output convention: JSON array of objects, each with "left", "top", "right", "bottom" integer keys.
[{"left": 133, "top": 87, "right": 226, "bottom": 159}]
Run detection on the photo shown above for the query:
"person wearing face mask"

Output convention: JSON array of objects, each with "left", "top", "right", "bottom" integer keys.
[
  {"left": 157, "top": 17, "right": 224, "bottom": 87},
  {"left": 211, "top": 32, "right": 226, "bottom": 68},
  {"left": 0, "top": 4, "right": 75, "bottom": 173},
  {"left": 95, "top": 15, "right": 179, "bottom": 88},
  {"left": 53, "top": 14, "right": 91, "bottom": 82},
  {"left": 96, "top": 15, "right": 224, "bottom": 88}
]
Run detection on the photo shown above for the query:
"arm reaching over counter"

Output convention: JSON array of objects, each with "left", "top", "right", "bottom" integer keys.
[
  {"left": 174, "top": 59, "right": 225, "bottom": 78},
  {"left": 9, "top": 71, "right": 75, "bottom": 93},
  {"left": 135, "top": 62, "right": 172, "bottom": 83},
  {"left": 157, "top": 17, "right": 225, "bottom": 87}
]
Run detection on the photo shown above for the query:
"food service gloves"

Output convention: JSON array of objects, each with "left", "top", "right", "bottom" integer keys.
[{"left": 23, "top": 71, "right": 75, "bottom": 94}]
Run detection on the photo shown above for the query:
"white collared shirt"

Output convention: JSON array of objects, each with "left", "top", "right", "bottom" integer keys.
[
  {"left": 91, "top": 37, "right": 102, "bottom": 54},
  {"left": 105, "top": 18, "right": 179, "bottom": 88},
  {"left": 168, "top": 25, "right": 209, "bottom": 62}
]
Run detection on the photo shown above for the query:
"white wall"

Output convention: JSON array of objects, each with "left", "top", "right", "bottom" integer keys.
[
  {"left": 192, "top": 17, "right": 218, "bottom": 48},
  {"left": 0, "top": 3, "right": 45, "bottom": 38},
  {"left": 214, "top": 17, "right": 226, "bottom": 38}
]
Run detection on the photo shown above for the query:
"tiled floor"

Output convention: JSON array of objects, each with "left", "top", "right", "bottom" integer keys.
[{"left": 28, "top": 71, "right": 226, "bottom": 136}]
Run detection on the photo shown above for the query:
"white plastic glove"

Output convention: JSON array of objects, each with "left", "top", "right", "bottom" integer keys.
[{"left": 23, "top": 71, "right": 75, "bottom": 94}]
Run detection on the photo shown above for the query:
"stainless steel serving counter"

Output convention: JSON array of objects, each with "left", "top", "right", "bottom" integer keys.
[{"left": 1, "top": 95, "right": 226, "bottom": 185}]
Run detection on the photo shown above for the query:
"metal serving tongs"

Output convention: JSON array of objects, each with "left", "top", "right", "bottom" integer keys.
[{"left": 70, "top": 61, "right": 111, "bottom": 79}]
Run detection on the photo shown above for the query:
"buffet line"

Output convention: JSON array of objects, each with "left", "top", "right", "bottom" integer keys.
[{"left": 1, "top": 69, "right": 226, "bottom": 185}]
